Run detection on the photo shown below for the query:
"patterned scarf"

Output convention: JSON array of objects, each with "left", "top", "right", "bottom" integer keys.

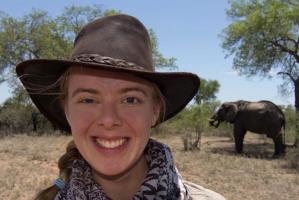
[{"left": 55, "top": 139, "right": 188, "bottom": 200}]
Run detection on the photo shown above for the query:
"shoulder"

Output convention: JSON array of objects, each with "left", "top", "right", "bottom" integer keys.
[{"left": 183, "top": 181, "right": 226, "bottom": 200}]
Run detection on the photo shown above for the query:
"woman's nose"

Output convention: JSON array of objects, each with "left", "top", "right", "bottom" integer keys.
[{"left": 96, "top": 102, "right": 122, "bottom": 129}]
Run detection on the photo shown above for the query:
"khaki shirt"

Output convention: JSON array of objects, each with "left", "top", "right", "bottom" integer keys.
[{"left": 183, "top": 181, "right": 226, "bottom": 200}]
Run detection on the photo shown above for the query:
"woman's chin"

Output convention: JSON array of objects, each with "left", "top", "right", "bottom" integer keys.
[{"left": 91, "top": 166, "right": 131, "bottom": 181}]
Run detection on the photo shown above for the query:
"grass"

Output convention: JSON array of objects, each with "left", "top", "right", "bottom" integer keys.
[{"left": 0, "top": 133, "right": 298, "bottom": 200}]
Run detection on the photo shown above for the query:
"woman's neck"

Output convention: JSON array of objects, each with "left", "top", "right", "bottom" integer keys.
[{"left": 92, "top": 154, "right": 149, "bottom": 200}]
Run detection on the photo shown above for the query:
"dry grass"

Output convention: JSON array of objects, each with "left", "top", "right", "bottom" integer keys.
[
  {"left": 0, "top": 133, "right": 298, "bottom": 200},
  {"left": 0, "top": 134, "right": 72, "bottom": 200}
]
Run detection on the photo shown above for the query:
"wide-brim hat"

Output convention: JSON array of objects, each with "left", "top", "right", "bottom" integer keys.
[{"left": 16, "top": 14, "right": 200, "bottom": 132}]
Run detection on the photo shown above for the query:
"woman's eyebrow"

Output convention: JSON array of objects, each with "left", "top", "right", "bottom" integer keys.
[
  {"left": 119, "top": 87, "right": 149, "bottom": 97},
  {"left": 71, "top": 88, "right": 99, "bottom": 98}
]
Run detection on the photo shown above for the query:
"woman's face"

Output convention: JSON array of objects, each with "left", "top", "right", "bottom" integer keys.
[{"left": 64, "top": 67, "right": 160, "bottom": 178}]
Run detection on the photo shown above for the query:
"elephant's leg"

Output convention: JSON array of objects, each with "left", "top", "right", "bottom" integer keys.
[
  {"left": 33, "top": 120, "right": 37, "bottom": 132},
  {"left": 272, "top": 133, "right": 285, "bottom": 156},
  {"left": 233, "top": 125, "right": 246, "bottom": 153}
]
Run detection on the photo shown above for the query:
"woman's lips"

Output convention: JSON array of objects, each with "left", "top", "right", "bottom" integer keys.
[{"left": 94, "top": 137, "right": 128, "bottom": 149}]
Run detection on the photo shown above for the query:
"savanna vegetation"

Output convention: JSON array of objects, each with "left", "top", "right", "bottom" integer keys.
[
  {"left": 1, "top": 1, "right": 299, "bottom": 200},
  {"left": 1, "top": 79, "right": 298, "bottom": 200},
  {"left": 1, "top": 127, "right": 299, "bottom": 200},
  {"left": 221, "top": 0, "right": 299, "bottom": 145}
]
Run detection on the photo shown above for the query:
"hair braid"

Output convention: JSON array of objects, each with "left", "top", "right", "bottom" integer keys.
[{"left": 34, "top": 140, "right": 81, "bottom": 200}]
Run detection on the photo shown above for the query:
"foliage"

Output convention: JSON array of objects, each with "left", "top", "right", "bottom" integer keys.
[
  {"left": 0, "top": 97, "right": 33, "bottom": 132},
  {"left": 222, "top": 0, "right": 299, "bottom": 106},
  {"left": 287, "top": 145, "right": 299, "bottom": 171},
  {"left": 160, "top": 102, "right": 216, "bottom": 151},
  {"left": 162, "top": 78, "right": 221, "bottom": 150},
  {"left": 148, "top": 29, "right": 177, "bottom": 70},
  {"left": 222, "top": 0, "right": 299, "bottom": 78},
  {"left": 283, "top": 105, "right": 296, "bottom": 133},
  {"left": 0, "top": 5, "right": 177, "bottom": 133},
  {"left": 0, "top": 10, "right": 71, "bottom": 86},
  {"left": 194, "top": 78, "right": 220, "bottom": 105},
  {"left": 0, "top": 5, "right": 177, "bottom": 85},
  {"left": 222, "top": 0, "right": 299, "bottom": 164},
  {"left": 284, "top": 105, "right": 299, "bottom": 170},
  {"left": 0, "top": 97, "right": 54, "bottom": 134},
  {"left": 56, "top": 5, "right": 103, "bottom": 37},
  {"left": 165, "top": 101, "right": 222, "bottom": 134}
]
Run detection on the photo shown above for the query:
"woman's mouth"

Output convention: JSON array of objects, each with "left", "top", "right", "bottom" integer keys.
[{"left": 95, "top": 137, "right": 128, "bottom": 149}]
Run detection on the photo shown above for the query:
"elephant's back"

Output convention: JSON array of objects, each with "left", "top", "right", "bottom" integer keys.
[
  {"left": 240, "top": 101, "right": 284, "bottom": 133},
  {"left": 245, "top": 102, "right": 267, "bottom": 111},
  {"left": 257, "top": 101, "right": 285, "bottom": 121},
  {"left": 245, "top": 101, "right": 283, "bottom": 115}
]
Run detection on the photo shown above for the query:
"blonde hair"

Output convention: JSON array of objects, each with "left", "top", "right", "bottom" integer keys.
[
  {"left": 34, "top": 140, "right": 81, "bottom": 200},
  {"left": 35, "top": 67, "right": 166, "bottom": 199}
]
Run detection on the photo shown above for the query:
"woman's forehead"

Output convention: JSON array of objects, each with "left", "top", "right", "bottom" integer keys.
[{"left": 67, "top": 66, "right": 154, "bottom": 88}]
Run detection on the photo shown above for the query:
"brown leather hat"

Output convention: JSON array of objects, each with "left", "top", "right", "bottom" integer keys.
[{"left": 16, "top": 14, "right": 200, "bottom": 132}]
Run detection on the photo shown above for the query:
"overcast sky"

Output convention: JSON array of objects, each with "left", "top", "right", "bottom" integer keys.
[{"left": 0, "top": 0, "right": 294, "bottom": 106}]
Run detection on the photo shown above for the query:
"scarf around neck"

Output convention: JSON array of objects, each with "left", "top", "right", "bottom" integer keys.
[{"left": 55, "top": 139, "right": 188, "bottom": 200}]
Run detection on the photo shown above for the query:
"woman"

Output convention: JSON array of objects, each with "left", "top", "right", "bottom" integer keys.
[{"left": 16, "top": 14, "right": 225, "bottom": 200}]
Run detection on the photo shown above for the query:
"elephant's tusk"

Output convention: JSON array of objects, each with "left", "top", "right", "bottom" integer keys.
[{"left": 209, "top": 119, "right": 216, "bottom": 127}]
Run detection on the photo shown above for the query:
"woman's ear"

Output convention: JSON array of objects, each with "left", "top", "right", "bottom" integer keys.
[
  {"left": 152, "top": 102, "right": 162, "bottom": 126},
  {"left": 63, "top": 101, "right": 70, "bottom": 123}
]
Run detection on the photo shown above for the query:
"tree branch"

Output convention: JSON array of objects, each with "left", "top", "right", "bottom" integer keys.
[
  {"left": 28, "top": 48, "right": 40, "bottom": 59},
  {"left": 272, "top": 40, "right": 299, "bottom": 62},
  {"left": 285, "top": 0, "right": 299, "bottom": 6},
  {"left": 285, "top": 35, "right": 298, "bottom": 50},
  {"left": 277, "top": 71, "right": 296, "bottom": 83},
  {"left": 8, "top": 59, "right": 17, "bottom": 66}
]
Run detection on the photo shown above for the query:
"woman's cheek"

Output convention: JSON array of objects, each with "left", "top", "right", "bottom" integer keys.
[
  {"left": 69, "top": 107, "right": 98, "bottom": 131},
  {"left": 122, "top": 108, "right": 153, "bottom": 127}
]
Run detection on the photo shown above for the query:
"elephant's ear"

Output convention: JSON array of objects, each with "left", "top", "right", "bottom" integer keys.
[{"left": 225, "top": 103, "right": 238, "bottom": 122}]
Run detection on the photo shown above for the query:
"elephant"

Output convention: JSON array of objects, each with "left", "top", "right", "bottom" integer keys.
[
  {"left": 30, "top": 111, "right": 66, "bottom": 134},
  {"left": 209, "top": 100, "right": 286, "bottom": 157},
  {"left": 31, "top": 111, "right": 39, "bottom": 132}
]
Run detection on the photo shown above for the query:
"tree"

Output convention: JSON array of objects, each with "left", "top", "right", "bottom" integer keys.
[
  {"left": 0, "top": 5, "right": 177, "bottom": 132},
  {"left": 56, "top": 5, "right": 103, "bottom": 37},
  {"left": 194, "top": 78, "right": 220, "bottom": 104},
  {"left": 0, "top": 5, "right": 176, "bottom": 102},
  {"left": 169, "top": 77, "right": 220, "bottom": 151},
  {"left": 148, "top": 29, "right": 177, "bottom": 70},
  {"left": 221, "top": 0, "right": 299, "bottom": 145}
]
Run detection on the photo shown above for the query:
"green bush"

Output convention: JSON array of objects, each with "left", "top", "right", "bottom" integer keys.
[
  {"left": 283, "top": 105, "right": 296, "bottom": 144},
  {"left": 287, "top": 147, "right": 299, "bottom": 171},
  {"left": 0, "top": 97, "right": 53, "bottom": 134},
  {"left": 158, "top": 102, "right": 215, "bottom": 135}
]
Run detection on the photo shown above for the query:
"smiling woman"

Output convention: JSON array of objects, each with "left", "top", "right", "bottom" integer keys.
[
  {"left": 16, "top": 14, "right": 225, "bottom": 200},
  {"left": 64, "top": 68, "right": 160, "bottom": 182}
]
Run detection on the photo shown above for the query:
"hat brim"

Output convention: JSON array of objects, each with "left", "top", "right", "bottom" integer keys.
[{"left": 16, "top": 59, "right": 200, "bottom": 132}]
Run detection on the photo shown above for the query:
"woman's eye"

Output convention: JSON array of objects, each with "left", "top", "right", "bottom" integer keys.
[
  {"left": 79, "top": 98, "right": 95, "bottom": 104},
  {"left": 124, "top": 97, "right": 141, "bottom": 104}
]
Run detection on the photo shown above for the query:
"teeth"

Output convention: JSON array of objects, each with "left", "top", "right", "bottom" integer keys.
[{"left": 95, "top": 138, "right": 126, "bottom": 149}]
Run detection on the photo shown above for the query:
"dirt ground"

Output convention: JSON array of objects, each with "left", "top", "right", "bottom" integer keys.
[{"left": 0, "top": 133, "right": 298, "bottom": 200}]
